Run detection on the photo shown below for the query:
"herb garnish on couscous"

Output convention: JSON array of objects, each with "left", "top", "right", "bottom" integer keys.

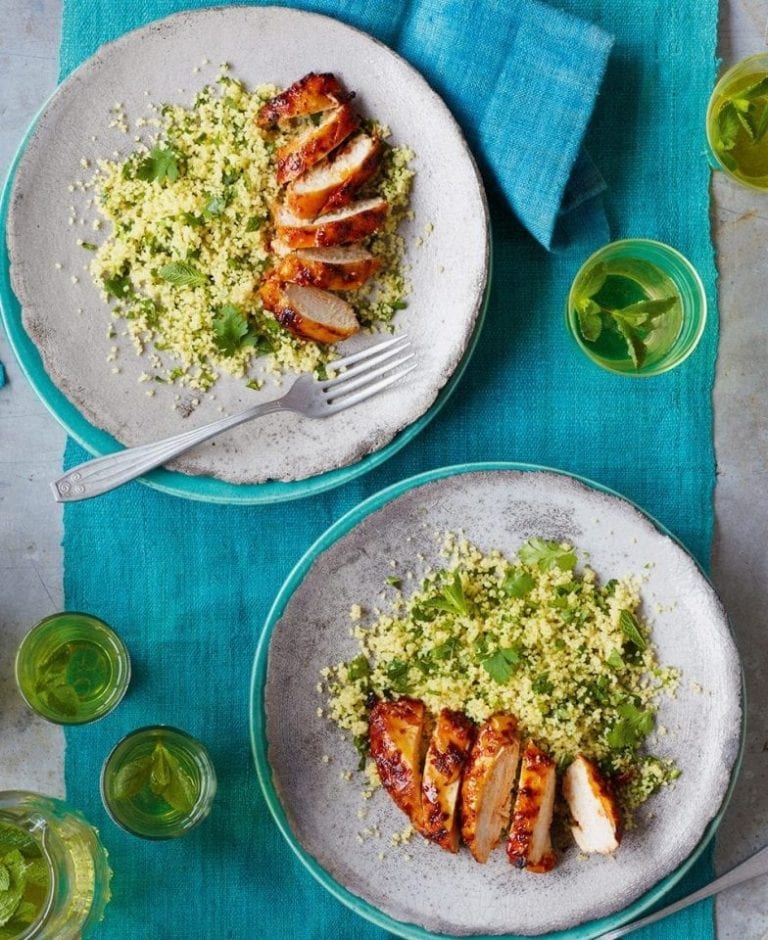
[
  {"left": 323, "top": 535, "right": 680, "bottom": 820},
  {"left": 84, "top": 71, "right": 414, "bottom": 391}
]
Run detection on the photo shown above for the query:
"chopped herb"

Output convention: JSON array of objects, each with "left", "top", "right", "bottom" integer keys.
[
  {"left": 80, "top": 241, "right": 98, "bottom": 251},
  {"left": 385, "top": 576, "right": 403, "bottom": 589},
  {"left": 606, "top": 649, "right": 625, "bottom": 670},
  {"left": 619, "top": 609, "right": 647, "bottom": 651},
  {"left": 104, "top": 273, "right": 133, "bottom": 300},
  {"left": 422, "top": 571, "right": 469, "bottom": 615},
  {"left": 347, "top": 655, "right": 370, "bottom": 681},
  {"left": 246, "top": 215, "right": 267, "bottom": 232},
  {"left": 481, "top": 646, "right": 521, "bottom": 685},
  {"left": 501, "top": 569, "right": 535, "bottom": 598},
  {"left": 607, "top": 701, "right": 655, "bottom": 750},
  {"left": 518, "top": 538, "right": 577, "bottom": 572},
  {"left": 203, "top": 194, "right": 227, "bottom": 219},
  {"left": 136, "top": 145, "right": 181, "bottom": 183},
  {"left": 158, "top": 261, "right": 207, "bottom": 288}
]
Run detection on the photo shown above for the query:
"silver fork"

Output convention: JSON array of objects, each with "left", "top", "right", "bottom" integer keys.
[{"left": 51, "top": 334, "right": 414, "bottom": 502}]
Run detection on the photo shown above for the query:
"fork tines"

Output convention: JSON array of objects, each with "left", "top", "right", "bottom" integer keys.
[{"left": 322, "top": 334, "right": 415, "bottom": 414}]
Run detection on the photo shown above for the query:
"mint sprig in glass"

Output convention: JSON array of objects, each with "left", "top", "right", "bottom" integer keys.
[
  {"left": 101, "top": 726, "right": 216, "bottom": 839},
  {"left": 566, "top": 239, "right": 706, "bottom": 376}
]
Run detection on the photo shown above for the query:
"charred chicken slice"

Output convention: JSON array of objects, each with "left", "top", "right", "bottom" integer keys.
[
  {"left": 420, "top": 709, "right": 475, "bottom": 853},
  {"left": 274, "top": 198, "right": 388, "bottom": 249},
  {"left": 285, "top": 133, "right": 381, "bottom": 220},
  {"left": 562, "top": 755, "right": 622, "bottom": 854},
  {"left": 259, "top": 276, "right": 359, "bottom": 344},
  {"left": 460, "top": 714, "right": 520, "bottom": 863},
  {"left": 257, "top": 72, "right": 351, "bottom": 127},
  {"left": 276, "top": 104, "right": 360, "bottom": 185},
  {"left": 276, "top": 246, "right": 381, "bottom": 291},
  {"left": 506, "top": 741, "right": 557, "bottom": 873},
  {"left": 369, "top": 698, "right": 427, "bottom": 827}
]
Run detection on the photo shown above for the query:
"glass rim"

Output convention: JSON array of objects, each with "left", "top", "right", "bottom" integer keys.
[
  {"left": 100, "top": 725, "right": 217, "bottom": 840},
  {"left": 706, "top": 53, "right": 768, "bottom": 189},
  {"left": 13, "top": 611, "right": 131, "bottom": 725},
  {"left": 565, "top": 238, "right": 707, "bottom": 377}
]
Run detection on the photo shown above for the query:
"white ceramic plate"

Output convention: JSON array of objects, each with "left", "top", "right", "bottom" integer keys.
[
  {"left": 6, "top": 6, "right": 488, "bottom": 486},
  {"left": 252, "top": 465, "right": 743, "bottom": 937}
]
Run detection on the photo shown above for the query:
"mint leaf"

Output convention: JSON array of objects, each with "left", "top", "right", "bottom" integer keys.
[
  {"left": 518, "top": 538, "right": 576, "bottom": 572},
  {"left": 717, "top": 103, "right": 741, "bottom": 151},
  {"left": 739, "top": 75, "right": 768, "bottom": 100},
  {"left": 502, "top": 569, "right": 535, "bottom": 598},
  {"left": 0, "top": 866, "right": 9, "bottom": 893},
  {"left": 736, "top": 107, "right": 757, "bottom": 141},
  {"left": 755, "top": 103, "right": 768, "bottom": 142},
  {"left": 113, "top": 754, "right": 153, "bottom": 799},
  {"left": 162, "top": 763, "right": 197, "bottom": 815},
  {"left": 577, "top": 261, "right": 607, "bottom": 301},
  {"left": 150, "top": 743, "right": 173, "bottom": 794},
  {"left": 616, "top": 296, "right": 676, "bottom": 324},
  {"left": 42, "top": 685, "right": 80, "bottom": 717},
  {"left": 619, "top": 609, "right": 647, "bottom": 651},
  {"left": 0, "top": 826, "right": 33, "bottom": 853},
  {"left": 614, "top": 319, "right": 646, "bottom": 368},
  {"left": 0, "top": 850, "right": 26, "bottom": 928},
  {"left": 212, "top": 304, "right": 250, "bottom": 356},
  {"left": 13, "top": 900, "right": 37, "bottom": 924},
  {"left": 607, "top": 701, "right": 655, "bottom": 750},
  {"left": 23, "top": 860, "right": 48, "bottom": 888},
  {"left": 158, "top": 261, "right": 207, "bottom": 289},
  {"left": 136, "top": 145, "right": 180, "bottom": 183},
  {"left": 576, "top": 298, "right": 603, "bottom": 342}
]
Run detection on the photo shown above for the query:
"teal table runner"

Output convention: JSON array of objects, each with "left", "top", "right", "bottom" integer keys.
[{"left": 57, "top": 0, "right": 719, "bottom": 937}]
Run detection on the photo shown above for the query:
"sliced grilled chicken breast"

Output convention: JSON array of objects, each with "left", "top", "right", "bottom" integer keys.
[
  {"left": 563, "top": 755, "right": 622, "bottom": 854},
  {"left": 276, "top": 104, "right": 360, "bottom": 185},
  {"left": 506, "top": 741, "right": 557, "bottom": 873},
  {"left": 460, "top": 714, "right": 520, "bottom": 863},
  {"left": 259, "top": 276, "right": 359, "bottom": 344},
  {"left": 285, "top": 133, "right": 381, "bottom": 219},
  {"left": 276, "top": 247, "right": 381, "bottom": 290},
  {"left": 257, "top": 72, "right": 350, "bottom": 127},
  {"left": 369, "top": 698, "right": 427, "bottom": 827},
  {"left": 274, "top": 198, "right": 388, "bottom": 249},
  {"left": 420, "top": 709, "right": 475, "bottom": 853}
]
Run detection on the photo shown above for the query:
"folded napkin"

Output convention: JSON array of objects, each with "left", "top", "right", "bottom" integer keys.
[
  {"left": 55, "top": 0, "right": 720, "bottom": 938},
  {"left": 60, "top": 0, "right": 613, "bottom": 252}
]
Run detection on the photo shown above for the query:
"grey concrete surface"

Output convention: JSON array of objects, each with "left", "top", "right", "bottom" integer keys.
[{"left": 0, "top": 0, "right": 766, "bottom": 936}]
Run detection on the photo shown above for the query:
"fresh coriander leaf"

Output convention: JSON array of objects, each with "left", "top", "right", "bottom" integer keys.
[
  {"left": 607, "top": 701, "right": 654, "bottom": 750},
  {"left": 576, "top": 298, "right": 603, "bottom": 342},
  {"left": 347, "top": 655, "right": 370, "bottom": 681},
  {"left": 423, "top": 571, "right": 469, "bottom": 615},
  {"left": 113, "top": 754, "right": 153, "bottom": 799},
  {"left": 149, "top": 743, "right": 172, "bottom": 794},
  {"left": 240, "top": 331, "right": 275, "bottom": 356},
  {"left": 614, "top": 319, "right": 646, "bottom": 368},
  {"left": 104, "top": 273, "right": 133, "bottom": 300},
  {"left": 0, "top": 866, "right": 9, "bottom": 893},
  {"left": 532, "top": 673, "right": 554, "bottom": 695},
  {"left": 518, "top": 538, "right": 577, "bottom": 572},
  {"left": 245, "top": 215, "right": 267, "bottom": 232},
  {"left": 203, "top": 195, "right": 227, "bottom": 219},
  {"left": 385, "top": 659, "right": 411, "bottom": 693},
  {"left": 163, "top": 763, "right": 197, "bottom": 815},
  {"left": 502, "top": 569, "right": 535, "bottom": 598},
  {"left": 739, "top": 75, "right": 768, "bottom": 100},
  {"left": 606, "top": 649, "right": 625, "bottom": 670},
  {"left": 619, "top": 609, "right": 647, "bottom": 651},
  {"left": 212, "top": 304, "right": 249, "bottom": 356},
  {"left": 385, "top": 576, "right": 402, "bottom": 589},
  {"left": 80, "top": 241, "right": 98, "bottom": 252},
  {"left": 136, "top": 145, "right": 180, "bottom": 183},
  {"left": 577, "top": 261, "right": 607, "bottom": 301},
  {"left": 717, "top": 103, "right": 741, "bottom": 151},
  {"left": 158, "top": 261, "right": 207, "bottom": 289},
  {"left": 481, "top": 650, "right": 515, "bottom": 684}
]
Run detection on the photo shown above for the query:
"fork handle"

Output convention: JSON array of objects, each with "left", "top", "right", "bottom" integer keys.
[
  {"left": 599, "top": 843, "right": 768, "bottom": 939},
  {"left": 51, "top": 398, "right": 286, "bottom": 502}
]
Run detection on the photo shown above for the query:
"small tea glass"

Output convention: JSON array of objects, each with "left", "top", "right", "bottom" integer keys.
[
  {"left": 0, "top": 791, "right": 112, "bottom": 939},
  {"left": 565, "top": 239, "right": 707, "bottom": 377},
  {"left": 100, "top": 725, "right": 217, "bottom": 840},
  {"left": 706, "top": 53, "right": 768, "bottom": 191},
  {"left": 14, "top": 612, "right": 131, "bottom": 725}
]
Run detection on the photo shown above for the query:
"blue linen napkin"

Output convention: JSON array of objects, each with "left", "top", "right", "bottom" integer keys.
[{"left": 54, "top": 0, "right": 720, "bottom": 938}]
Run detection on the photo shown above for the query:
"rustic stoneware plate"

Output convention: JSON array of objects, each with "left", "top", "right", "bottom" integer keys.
[
  {"left": 250, "top": 464, "right": 743, "bottom": 938},
  {"left": 2, "top": 6, "right": 489, "bottom": 502}
]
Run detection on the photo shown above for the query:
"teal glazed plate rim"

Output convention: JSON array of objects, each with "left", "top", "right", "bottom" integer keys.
[
  {"left": 0, "top": 6, "right": 490, "bottom": 505},
  {"left": 250, "top": 462, "right": 744, "bottom": 938}
]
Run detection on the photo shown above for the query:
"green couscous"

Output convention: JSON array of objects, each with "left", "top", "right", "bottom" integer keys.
[
  {"left": 323, "top": 535, "right": 680, "bottom": 817},
  {"left": 82, "top": 72, "right": 414, "bottom": 390}
]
